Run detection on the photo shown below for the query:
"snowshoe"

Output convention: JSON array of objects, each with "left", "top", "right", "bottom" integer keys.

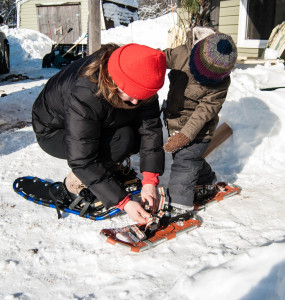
[
  {"left": 100, "top": 209, "right": 201, "bottom": 252},
  {"left": 194, "top": 182, "right": 241, "bottom": 211},
  {"left": 13, "top": 176, "right": 120, "bottom": 220},
  {"left": 100, "top": 187, "right": 201, "bottom": 252},
  {"left": 100, "top": 183, "right": 242, "bottom": 252}
]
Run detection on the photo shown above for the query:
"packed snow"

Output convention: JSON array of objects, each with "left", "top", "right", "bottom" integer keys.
[{"left": 1, "top": 14, "right": 285, "bottom": 300}]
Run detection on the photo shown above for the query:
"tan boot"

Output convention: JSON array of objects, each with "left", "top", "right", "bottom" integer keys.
[{"left": 65, "top": 171, "right": 87, "bottom": 194}]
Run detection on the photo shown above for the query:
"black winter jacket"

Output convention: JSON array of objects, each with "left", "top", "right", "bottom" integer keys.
[{"left": 32, "top": 53, "right": 164, "bottom": 208}]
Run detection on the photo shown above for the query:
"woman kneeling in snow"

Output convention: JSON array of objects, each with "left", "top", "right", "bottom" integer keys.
[{"left": 32, "top": 43, "right": 166, "bottom": 223}]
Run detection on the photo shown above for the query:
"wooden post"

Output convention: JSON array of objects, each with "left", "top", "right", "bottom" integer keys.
[
  {"left": 88, "top": 0, "right": 101, "bottom": 55},
  {"left": 203, "top": 122, "right": 233, "bottom": 158}
]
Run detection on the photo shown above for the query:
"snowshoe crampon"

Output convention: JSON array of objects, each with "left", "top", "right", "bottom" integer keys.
[
  {"left": 194, "top": 182, "right": 241, "bottom": 211},
  {"left": 13, "top": 176, "right": 120, "bottom": 220}
]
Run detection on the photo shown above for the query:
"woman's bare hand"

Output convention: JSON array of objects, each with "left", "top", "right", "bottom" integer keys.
[
  {"left": 124, "top": 200, "right": 151, "bottom": 224},
  {"left": 141, "top": 184, "right": 159, "bottom": 214}
]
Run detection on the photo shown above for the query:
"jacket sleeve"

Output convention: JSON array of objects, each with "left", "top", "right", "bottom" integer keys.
[
  {"left": 163, "top": 45, "right": 189, "bottom": 70},
  {"left": 64, "top": 86, "right": 127, "bottom": 209},
  {"left": 163, "top": 31, "right": 193, "bottom": 70},
  {"left": 134, "top": 97, "right": 165, "bottom": 175},
  {"left": 180, "top": 79, "right": 231, "bottom": 141}
]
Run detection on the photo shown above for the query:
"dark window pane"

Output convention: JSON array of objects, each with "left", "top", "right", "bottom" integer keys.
[
  {"left": 275, "top": 0, "right": 285, "bottom": 26},
  {"left": 247, "top": 0, "right": 285, "bottom": 40}
]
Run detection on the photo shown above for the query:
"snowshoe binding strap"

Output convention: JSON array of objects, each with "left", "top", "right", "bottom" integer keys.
[
  {"left": 194, "top": 182, "right": 241, "bottom": 210},
  {"left": 133, "top": 187, "right": 167, "bottom": 240},
  {"left": 48, "top": 182, "right": 111, "bottom": 219},
  {"left": 128, "top": 225, "right": 147, "bottom": 242},
  {"left": 75, "top": 188, "right": 99, "bottom": 217},
  {"left": 49, "top": 182, "right": 69, "bottom": 219},
  {"left": 129, "top": 210, "right": 166, "bottom": 242},
  {"left": 194, "top": 184, "right": 218, "bottom": 204},
  {"left": 157, "top": 187, "right": 166, "bottom": 210},
  {"left": 144, "top": 210, "right": 165, "bottom": 236},
  {"left": 128, "top": 208, "right": 196, "bottom": 243}
]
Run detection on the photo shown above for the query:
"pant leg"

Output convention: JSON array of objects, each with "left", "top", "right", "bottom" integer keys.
[
  {"left": 37, "top": 126, "right": 137, "bottom": 194},
  {"left": 36, "top": 126, "right": 137, "bottom": 163},
  {"left": 36, "top": 129, "right": 67, "bottom": 159},
  {"left": 98, "top": 126, "right": 136, "bottom": 170},
  {"left": 167, "top": 139, "right": 215, "bottom": 209},
  {"left": 196, "top": 160, "right": 217, "bottom": 185}
]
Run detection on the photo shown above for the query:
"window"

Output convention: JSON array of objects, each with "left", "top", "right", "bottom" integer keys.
[{"left": 238, "top": 0, "right": 285, "bottom": 48}]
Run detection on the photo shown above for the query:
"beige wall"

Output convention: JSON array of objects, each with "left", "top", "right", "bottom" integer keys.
[
  {"left": 219, "top": 0, "right": 262, "bottom": 58},
  {"left": 19, "top": 0, "right": 88, "bottom": 35}
]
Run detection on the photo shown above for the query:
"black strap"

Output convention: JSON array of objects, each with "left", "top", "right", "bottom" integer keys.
[
  {"left": 49, "top": 182, "right": 64, "bottom": 219},
  {"left": 144, "top": 210, "right": 165, "bottom": 237},
  {"left": 79, "top": 202, "right": 91, "bottom": 217},
  {"left": 69, "top": 196, "right": 83, "bottom": 210}
]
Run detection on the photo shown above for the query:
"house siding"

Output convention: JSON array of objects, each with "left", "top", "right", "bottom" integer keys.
[
  {"left": 219, "top": 0, "right": 261, "bottom": 57},
  {"left": 19, "top": 0, "right": 88, "bottom": 34}
]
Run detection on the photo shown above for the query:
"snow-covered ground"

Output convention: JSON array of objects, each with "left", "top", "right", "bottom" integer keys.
[{"left": 1, "top": 15, "right": 285, "bottom": 300}]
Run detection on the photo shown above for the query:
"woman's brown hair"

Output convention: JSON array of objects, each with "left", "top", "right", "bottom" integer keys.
[{"left": 79, "top": 43, "right": 156, "bottom": 109}]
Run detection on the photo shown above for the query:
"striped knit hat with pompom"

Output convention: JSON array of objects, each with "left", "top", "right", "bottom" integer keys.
[{"left": 189, "top": 33, "right": 237, "bottom": 85}]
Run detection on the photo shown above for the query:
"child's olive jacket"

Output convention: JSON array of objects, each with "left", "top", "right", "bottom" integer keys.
[{"left": 163, "top": 28, "right": 231, "bottom": 141}]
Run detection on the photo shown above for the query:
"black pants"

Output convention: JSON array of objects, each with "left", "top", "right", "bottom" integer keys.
[
  {"left": 168, "top": 139, "right": 216, "bottom": 209},
  {"left": 36, "top": 126, "right": 140, "bottom": 169}
]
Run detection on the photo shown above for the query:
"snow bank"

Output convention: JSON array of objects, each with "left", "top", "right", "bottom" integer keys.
[{"left": 1, "top": 26, "right": 52, "bottom": 68}]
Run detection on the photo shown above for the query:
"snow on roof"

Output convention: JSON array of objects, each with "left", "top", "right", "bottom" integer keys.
[
  {"left": 106, "top": 0, "right": 138, "bottom": 8},
  {"left": 103, "top": 2, "right": 138, "bottom": 27}
]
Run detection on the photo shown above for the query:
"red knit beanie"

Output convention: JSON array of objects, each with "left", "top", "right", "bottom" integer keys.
[{"left": 108, "top": 43, "right": 167, "bottom": 100}]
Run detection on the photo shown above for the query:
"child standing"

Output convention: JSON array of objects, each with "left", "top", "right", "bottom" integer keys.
[{"left": 163, "top": 27, "right": 237, "bottom": 212}]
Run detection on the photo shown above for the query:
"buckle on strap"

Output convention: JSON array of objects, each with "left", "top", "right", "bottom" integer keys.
[
  {"left": 144, "top": 210, "right": 165, "bottom": 235},
  {"left": 128, "top": 210, "right": 166, "bottom": 242},
  {"left": 128, "top": 225, "right": 147, "bottom": 242}
]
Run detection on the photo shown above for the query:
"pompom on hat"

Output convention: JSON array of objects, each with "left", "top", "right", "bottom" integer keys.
[
  {"left": 108, "top": 43, "right": 167, "bottom": 100},
  {"left": 189, "top": 33, "right": 237, "bottom": 85}
]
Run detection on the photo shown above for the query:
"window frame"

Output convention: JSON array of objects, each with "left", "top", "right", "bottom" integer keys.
[{"left": 237, "top": 0, "right": 268, "bottom": 48}]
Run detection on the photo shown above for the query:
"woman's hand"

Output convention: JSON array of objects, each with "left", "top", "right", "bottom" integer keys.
[
  {"left": 124, "top": 201, "right": 151, "bottom": 224},
  {"left": 141, "top": 184, "right": 159, "bottom": 214}
]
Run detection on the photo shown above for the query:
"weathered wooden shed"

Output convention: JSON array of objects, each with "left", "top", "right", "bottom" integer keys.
[{"left": 17, "top": 0, "right": 138, "bottom": 43}]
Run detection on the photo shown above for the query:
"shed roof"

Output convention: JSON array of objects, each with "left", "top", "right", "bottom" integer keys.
[{"left": 106, "top": 0, "right": 138, "bottom": 8}]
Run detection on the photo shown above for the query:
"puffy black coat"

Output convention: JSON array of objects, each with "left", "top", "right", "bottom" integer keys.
[{"left": 32, "top": 53, "right": 164, "bottom": 208}]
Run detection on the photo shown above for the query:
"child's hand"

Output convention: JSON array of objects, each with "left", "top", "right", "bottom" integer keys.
[{"left": 163, "top": 132, "right": 191, "bottom": 153}]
